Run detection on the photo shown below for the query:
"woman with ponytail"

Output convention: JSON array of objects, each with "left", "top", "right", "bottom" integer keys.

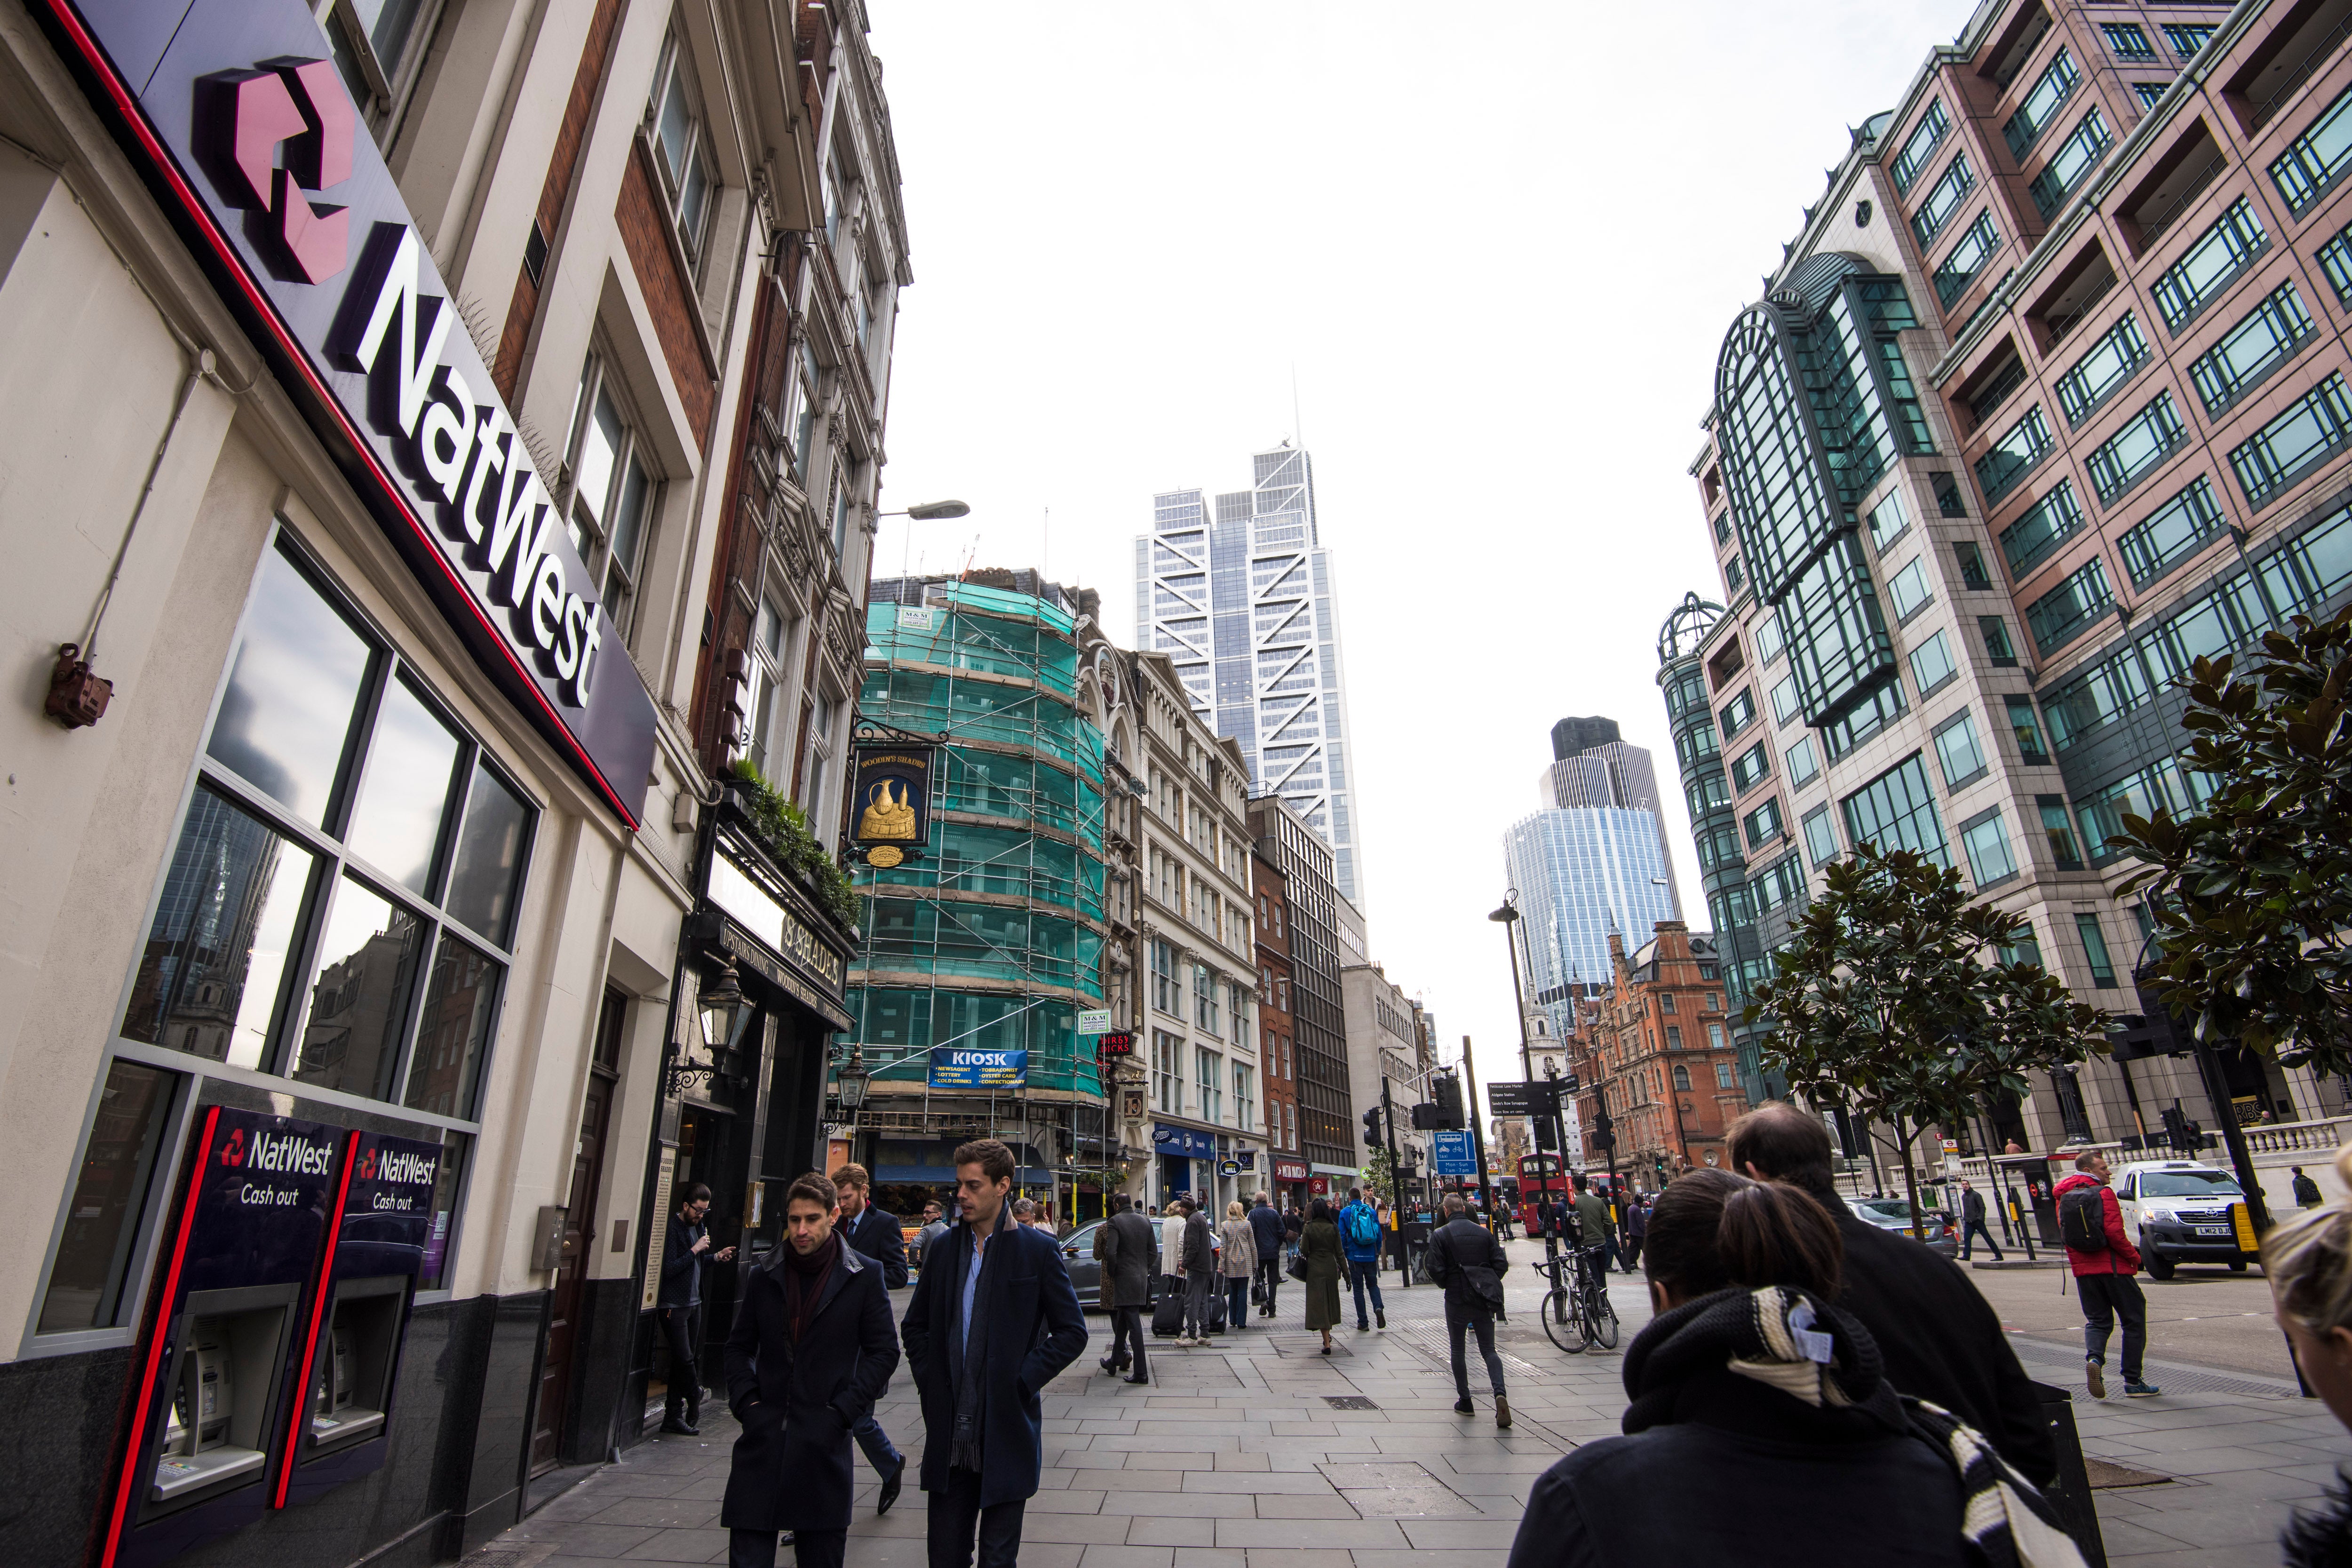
[
  {"left": 1504, "top": 1170, "right": 2084, "bottom": 1568},
  {"left": 2265, "top": 1143, "right": 2352, "bottom": 1566}
]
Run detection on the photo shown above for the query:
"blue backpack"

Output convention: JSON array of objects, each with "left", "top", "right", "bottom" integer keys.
[{"left": 1343, "top": 1204, "right": 1379, "bottom": 1249}]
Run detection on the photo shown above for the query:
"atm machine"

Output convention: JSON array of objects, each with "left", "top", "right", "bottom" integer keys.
[
  {"left": 102, "top": 1107, "right": 346, "bottom": 1568},
  {"left": 276, "top": 1130, "right": 443, "bottom": 1506}
]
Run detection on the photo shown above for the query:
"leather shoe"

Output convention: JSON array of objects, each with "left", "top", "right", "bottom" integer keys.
[
  {"left": 659, "top": 1417, "right": 699, "bottom": 1436},
  {"left": 1123, "top": 1373, "right": 1150, "bottom": 1385},
  {"left": 878, "top": 1458, "right": 905, "bottom": 1516},
  {"left": 1099, "top": 1355, "right": 1126, "bottom": 1373},
  {"left": 1453, "top": 1397, "right": 1474, "bottom": 1415}
]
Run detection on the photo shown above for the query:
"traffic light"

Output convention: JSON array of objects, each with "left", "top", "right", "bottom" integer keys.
[
  {"left": 1590, "top": 1108, "right": 1615, "bottom": 1154},
  {"left": 1533, "top": 1113, "right": 1558, "bottom": 1152},
  {"left": 1433, "top": 1076, "right": 1466, "bottom": 1130},
  {"left": 1362, "top": 1107, "right": 1383, "bottom": 1148}
]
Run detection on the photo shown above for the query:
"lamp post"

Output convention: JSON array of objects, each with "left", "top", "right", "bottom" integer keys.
[
  {"left": 880, "top": 500, "right": 973, "bottom": 581},
  {"left": 668, "top": 955, "right": 747, "bottom": 1096}
]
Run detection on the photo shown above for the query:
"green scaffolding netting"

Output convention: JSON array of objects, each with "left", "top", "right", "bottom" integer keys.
[
  {"left": 847, "top": 986, "right": 1104, "bottom": 1097},
  {"left": 864, "top": 822, "right": 1105, "bottom": 920},
  {"left": 864, "top": 896, "right": 1104, "bottom": 995},
  {"left": 942, "top": 750, "right": 1105, "bottom": 852},
  {"left": 866, "top": 602, "right": 1079, "bottom": 698}
]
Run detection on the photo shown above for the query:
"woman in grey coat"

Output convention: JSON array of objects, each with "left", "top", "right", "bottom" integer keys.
[{"left": 1220, "top": 1202, "right": 1259, "bottom": 1330}]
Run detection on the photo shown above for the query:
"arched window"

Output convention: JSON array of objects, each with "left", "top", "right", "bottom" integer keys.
[{"left": 1673, "top": 1064, "right": 1692, "bottom": 1092}]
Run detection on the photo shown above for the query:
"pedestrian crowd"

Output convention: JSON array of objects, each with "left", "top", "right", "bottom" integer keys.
[{"left": 644, "top": 1110, "right": 2352, "bottom": 1568}]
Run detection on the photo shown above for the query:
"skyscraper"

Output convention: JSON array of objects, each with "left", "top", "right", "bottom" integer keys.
[
  {"left": 1137, "top": 444, "right": 1365, "bottom": 903},
  {"left": 1504, "top": 716, "right": 1683, "bottom": 1046},
  {"left": 1537, "top": 718, "right": 1684, "bottom": 924}
]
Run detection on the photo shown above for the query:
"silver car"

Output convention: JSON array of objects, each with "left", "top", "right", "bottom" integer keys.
[{"left": 1847, "top": 1196, "right": 1961, "bottom": 1260}]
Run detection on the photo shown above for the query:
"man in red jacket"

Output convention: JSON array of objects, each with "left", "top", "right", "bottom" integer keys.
[{"left": 2056, "top": 1152, "right": 2160, "bottom": 1399}]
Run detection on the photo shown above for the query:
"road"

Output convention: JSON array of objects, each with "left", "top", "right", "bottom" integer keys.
[{"left": 1965, "top": 1258, "right": 2301, "bottom": 1383}]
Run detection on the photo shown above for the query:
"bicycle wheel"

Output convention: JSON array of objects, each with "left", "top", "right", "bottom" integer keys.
[
  {"left": 1542, "top": 1286, "right": 1587, "bottom": 1352},
  {"left": 1586, "top": 1281, "right": 1621, "bottom": 1350}
]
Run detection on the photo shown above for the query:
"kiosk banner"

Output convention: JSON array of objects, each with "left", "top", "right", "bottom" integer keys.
[{"left": 928, "top": 1047, "right": 1026, "bottom": 1089}]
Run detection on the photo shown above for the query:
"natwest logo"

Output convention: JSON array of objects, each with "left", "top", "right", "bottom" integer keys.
[
  {"left": 199, "top": 58, "right": 355, "bottom": 285},
  {"left": 243, "top": 1128, "right": 337, "bottom": 1177},
  {"left": 361, "top": 1146, "right": 439, "bottom": 1186}
]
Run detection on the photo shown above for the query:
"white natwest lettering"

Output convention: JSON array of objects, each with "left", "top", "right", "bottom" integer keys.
[
  {"left": 341, "top": 223, "right": 603, "bottom": 708},
  {"left": 376, "top": 1150, "right": 438, "bottom": 1186},
  {"left": 248, "top": 1129, "right": 334, "bottom": 1177}
]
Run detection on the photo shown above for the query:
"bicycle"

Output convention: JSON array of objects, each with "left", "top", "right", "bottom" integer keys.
[
  {"left": 1539, "top": 1242, "right": 1585, "bottom": 1353},
  {"left": 1541, "top": 1242, "right": 1620, "bottom": 1353}
]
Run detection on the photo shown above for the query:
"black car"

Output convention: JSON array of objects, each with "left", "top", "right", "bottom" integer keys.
[{"left": 1056, "top": 1219, "right": 1106, "bottom": 1309}]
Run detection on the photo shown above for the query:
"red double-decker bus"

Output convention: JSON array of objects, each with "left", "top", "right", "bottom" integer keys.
[{"left": 1517, "top": 1153, "right": 1567, "bottom": 1232}]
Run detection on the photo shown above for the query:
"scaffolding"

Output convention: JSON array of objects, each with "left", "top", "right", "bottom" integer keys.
[{"left": 848, "top": 581, "right": 1111, "bottom": 1107}]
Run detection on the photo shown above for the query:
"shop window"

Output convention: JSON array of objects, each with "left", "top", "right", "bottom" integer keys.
[
  {"left": 203, "top": 546, "right": 375, "bottom": 827},
  {"left": 645, "top": 27, "right": 718, "bottom": 271},
  {"left": 562, "top": 349, "right": 659, "bottom": 643},
  {"left": 126, "top": 537, "right": 534, "bottom": 1094},
  {"left": 37, "top": 1059, "right": 179, "bottom": 1334}
]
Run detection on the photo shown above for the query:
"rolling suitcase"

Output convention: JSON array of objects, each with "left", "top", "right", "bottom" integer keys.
[
  {"left": 1152, "top": 1280, "right": 1185, "bottom": 1337},
  {"left": 1206, "top": 1287, "right": 1227, "bottom": 1334}
]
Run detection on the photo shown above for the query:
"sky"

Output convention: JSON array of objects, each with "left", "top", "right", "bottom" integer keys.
[{"left": 866, "top": 0, "right": 1977, "bottom": 1125}]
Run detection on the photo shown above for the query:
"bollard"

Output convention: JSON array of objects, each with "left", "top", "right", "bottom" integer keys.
[{"left": 2032, "top": 1379, "right": 2107, "bottom": 1568}]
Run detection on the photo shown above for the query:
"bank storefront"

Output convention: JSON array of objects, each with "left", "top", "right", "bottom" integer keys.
[{"left": 0, "top": 2, "right": 728, "bottom": 1566}]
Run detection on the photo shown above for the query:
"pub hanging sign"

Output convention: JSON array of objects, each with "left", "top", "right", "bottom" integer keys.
[{"left": 851, "top": 745, "right": 934, "bottom": 867}]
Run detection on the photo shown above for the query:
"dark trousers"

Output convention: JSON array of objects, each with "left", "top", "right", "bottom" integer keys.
[
  {"left": 1226, "top": 1276, "right": 1249, "bottom": 1326},
  {"left": 659, "top": 1305, "right": 701, "bottom": 1422},
  {"left": 731, "top": 1529, "right": 843, "bottom": 1568},
  {"left": 1108, "top": 1305, "right": 1148, "bottom": 1376},
  {"left": 1620, "top": 1237, "right": 1643, "bottom": 1273},
  {"left": 1183, "top": 1273, "right": 1216, "bottom": 1337},
  {"left": 927, "top": 1466, "right": 1025, "bottom": 1568},
  {"left": 1446, "top": 1300, "right": 1506, "bottom": 1399},
  {"left": 852, "top": 1409, "right": 901, "bottom": 1473},
  {"left": 2079, "top": 1271, "right": 2147, "bottom": 1382},
  {"left": 1347, "top": 1259, "right": 1384, "bottom": 1326},
  {"left": 1961, "top": 1219, "right": 2003, "bottom": 1258},
  {"left": 1255, "top": 1256, "right": 1282, "bottom": 1314}
]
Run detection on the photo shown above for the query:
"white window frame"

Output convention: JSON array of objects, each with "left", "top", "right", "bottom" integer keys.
[
  {"left": 644, "top": 25, "right": 718, "bottom": 273},
  {"left": 316, "top": 0, "right": 446, "bottom": 141},
  {"left": 559, "top": 346, "right": 660, "bottom": 644}
]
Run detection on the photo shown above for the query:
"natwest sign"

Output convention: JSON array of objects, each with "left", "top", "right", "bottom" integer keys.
[{"left": 41, "top": 0, "right": 658, "bottom": 824}]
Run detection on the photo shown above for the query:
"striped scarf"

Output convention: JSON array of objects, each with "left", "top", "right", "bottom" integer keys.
[{"left": 1634, "top": 1285, "right": 2085, "bottom": 1568}]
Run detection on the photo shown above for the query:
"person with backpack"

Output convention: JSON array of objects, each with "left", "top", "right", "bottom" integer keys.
[
  {"left": 1337, "top": 1187, "right": 1386, "bottom": 1330},
  {"left": 1425, "top": 1194, "right": 1511, "bottom": 1429},
  {"left": 2055, "top": 1151, "right": 2159, "bottom": 1399}
]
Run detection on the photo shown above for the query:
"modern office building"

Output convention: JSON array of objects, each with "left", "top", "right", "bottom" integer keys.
[
  {"left": 1137, "top": 444, "right": 1367, "bottom": 904},
  {"left": 1502, "top": 713, "right": 1683, "bottom": 1047},
  {"left": 1681, "top": 0, "right": 2352, "bottom": 1157},
  {"left": 1537, "top": 716, "right": 1685, "bottom": 927},
  {"left": 842, "top": 574, "right": 1115, "bottom": 1221}
]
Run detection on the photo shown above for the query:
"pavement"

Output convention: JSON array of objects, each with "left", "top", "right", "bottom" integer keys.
[{"left": 466, "top": 1237, "right": 2352, "bottom": 1568}]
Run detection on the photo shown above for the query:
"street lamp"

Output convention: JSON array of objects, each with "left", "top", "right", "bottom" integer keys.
[
  {"left": 1488, "top": 895, "right": 1534, "bottom": 1086},
  {"left": 836, "top": 1046, "right": 872, "bottom": 1112},
  {"left": 878, "top": 500, "right": 971, "bottom": 520},
  {"left": 666, "top": 955, "right": 747, "bottom": 1096}
]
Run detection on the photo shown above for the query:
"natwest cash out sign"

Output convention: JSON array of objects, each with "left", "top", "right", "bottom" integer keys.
[{"left": 42, "top": 0, "right": 657, "bottom": 823}]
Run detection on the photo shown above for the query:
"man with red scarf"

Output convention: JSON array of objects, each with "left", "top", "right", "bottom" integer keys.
[{"left": 721, "top": 1171, "right": 900, "bottom": 1568}]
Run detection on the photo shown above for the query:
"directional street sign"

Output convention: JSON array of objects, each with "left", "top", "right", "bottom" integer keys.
[{"left": 1431, "top": 1130, "right": 1476, "bottom": 1175}]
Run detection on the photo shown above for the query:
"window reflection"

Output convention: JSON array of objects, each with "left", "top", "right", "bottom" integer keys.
[
  {"left": 419, "top": 1130, "right": 468, "bottom": 1290},
  {"left": 445, "top": 762, "right": 530, "bottom": 945},
  {"left": 346, "top": 678, "right": 461, "bottom": 895},
  {"left": 293, "top": 877, "right": 425, "bottom": 1100},
  {"left": 205, "top": 547, "right": 373, "bottom": 827},
  {"left": 404, "top": 935, "right": 500, "bottom": 1118},
  {"left": 123, "top": 785, "right": 317, "bottom": 1068},
  {"left": 38, "top": 1059, "right": 176, "bottom": 1333}
]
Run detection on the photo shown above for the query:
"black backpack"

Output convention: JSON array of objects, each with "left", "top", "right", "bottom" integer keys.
[{"left": 2058, "top": 1184, "right": 2109, "bottom": 1253}]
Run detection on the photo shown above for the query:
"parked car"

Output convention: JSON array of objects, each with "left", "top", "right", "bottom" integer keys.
[
  {"left": 1057, "top": 1219, "right": 1106, "bottom": 1309},
  {"left": 1846, "top": 1196, "right": 1960, "bottom": 1259},
  {"left": 2112, "top": 1159, "right": 2257, "bottom": 1279}
]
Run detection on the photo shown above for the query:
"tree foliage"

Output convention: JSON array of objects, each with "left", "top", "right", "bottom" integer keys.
[
  {"left": 1743, "top": 844, "right": 2110, "bottom": 1215},
  {"left": 2113, "top": 608, "right": 2352, "bottom": 1075}
]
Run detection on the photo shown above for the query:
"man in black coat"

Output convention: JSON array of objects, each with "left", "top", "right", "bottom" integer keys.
[
  {"left": 1093, "top": 1193, "right": 1155, "bottom": 1383},
  {"left": 1248, "top": 1194, "right": 1286, "bottom": 1317},
  {"left": 1956, "top": 1178, "right": 2003, "bottom": 1260},
  {"left": 831, "top": 1163, "right": 910, "bottom": 1513},
  {"left": 902, "top": 1138, "right": 1088, "bottom": 1568},
  {"left": 721, "top": 1171, "right": 899, "bottom": 1568},
  {"left": 1425, "top": 1194, "right": 1512, "bottom": 1429},
  {"left": 658, "top": 1182, "right": 735, "bottom": 1434},
  {"left": 1727, "top": 1103, "right": 2057, "bottom": 1487}
]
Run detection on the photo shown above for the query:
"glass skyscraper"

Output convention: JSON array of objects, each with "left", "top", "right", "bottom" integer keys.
[
  {"left": 1136, "top": 444, "right": 1364, "bottom": 903},
  {"left": 1503, "top": 804, "right": 1680, "bottom": 1046}
]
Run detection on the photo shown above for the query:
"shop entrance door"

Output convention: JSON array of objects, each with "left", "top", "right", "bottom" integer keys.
[{"left": 532, "top": 988, "right": 623, "bottom": 1472}]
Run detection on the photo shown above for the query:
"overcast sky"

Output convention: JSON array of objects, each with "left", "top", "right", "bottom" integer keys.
[{"left": 868, "top": 0, "right": 1976, "bottom": 1127}]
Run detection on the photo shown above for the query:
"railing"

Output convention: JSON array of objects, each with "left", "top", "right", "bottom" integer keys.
[
  {"left": 2251, "top": 16, "right": 2352, "bottom": 131},
  {"left": 2239, "top": 1114, "right": 2352, "bottom": 1155}
]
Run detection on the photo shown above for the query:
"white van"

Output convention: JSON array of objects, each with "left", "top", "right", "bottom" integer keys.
[{"left": 2111, "top": 1160, "right": 2255, "bottom": 1279}]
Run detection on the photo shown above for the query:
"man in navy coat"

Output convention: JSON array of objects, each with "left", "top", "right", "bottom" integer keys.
[
  {"left": 902, "top": 1138, "right": 1088, "bottom": 1568},
  {"left": 721, "top": 1170, "right": 899, "bottom": 1568}
]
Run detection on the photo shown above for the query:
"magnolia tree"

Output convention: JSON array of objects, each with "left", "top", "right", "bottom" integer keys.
[
  {"left": 2113, "top": 609, "right": 2352, "bottom": 1076},
  {"left": 1744, "top": 844, "right": 2111, "bottom": 1226}
]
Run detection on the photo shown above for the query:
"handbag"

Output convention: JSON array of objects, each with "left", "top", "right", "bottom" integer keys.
[
  {"left": 1286, "top": 1251, "right": 1309, "bottom": 1282},
  {"left": 1250, "top": 1278, "right": 1267, "bottom": 1307}
]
